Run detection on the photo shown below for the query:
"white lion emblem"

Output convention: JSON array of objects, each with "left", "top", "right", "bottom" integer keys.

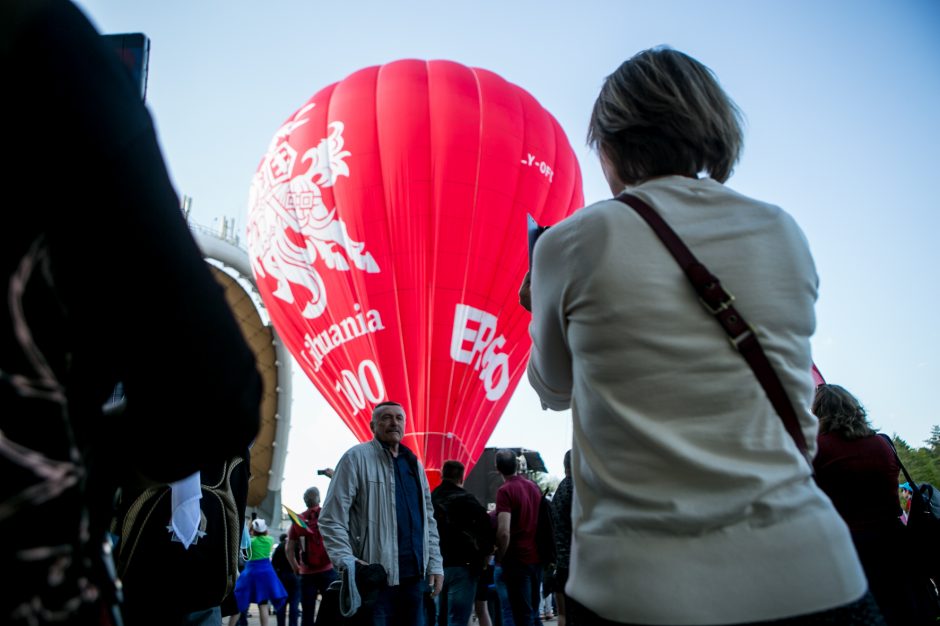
[{"left": 247, "top": 104, "right": 379, "bottom": 319}]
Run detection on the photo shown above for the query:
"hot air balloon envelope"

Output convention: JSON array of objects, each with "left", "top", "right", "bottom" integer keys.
[{"left": 247, "top": 59, "right": 583, "bottom": 485}]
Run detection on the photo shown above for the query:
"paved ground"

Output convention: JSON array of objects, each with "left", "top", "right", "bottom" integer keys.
[{"left": 237, "top": 605, "right": 558, "bottom": 625}]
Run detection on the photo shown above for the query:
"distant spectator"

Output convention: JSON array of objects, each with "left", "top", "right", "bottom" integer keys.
[
  {"left": 488, "top": 510, "right": 515, "bottom": 626},
  {"left": 231, "top": 519, "right": 287, "bottom": 626},
  {"left": 494, "top": 449, "right": 542, "bottom": 626},
  {"left": 432, "top": 460, "right": 494, "bottom": 626},
  {"left": 899, "top": 483, "right": 913, "bottom": 524},
  {"left": 286, "top": 486, "right": 336, "bottom": 626},
  {"left": 550, "top": 451, "right": 573, "bottom": 626},
  {"left": 813, "top": 384, "right": 939, "bottom": 625},
  {"left": 272, "top": 533, "right": 301, "bottom": 626}
]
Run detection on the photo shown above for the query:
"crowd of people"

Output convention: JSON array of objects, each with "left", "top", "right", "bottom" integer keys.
[
  {"left": 202, "top": 392, "right": 940, "bottom": 626},
  {"left": 6, "top": 1, "right": 940, "bottom": 625}
]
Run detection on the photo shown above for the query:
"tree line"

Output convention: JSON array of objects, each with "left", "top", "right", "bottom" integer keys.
[{"left": 892, "top": 426, "right": 940, "bottom": 487}]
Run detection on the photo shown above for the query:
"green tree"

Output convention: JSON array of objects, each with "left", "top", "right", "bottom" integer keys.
[
  {"left": 525, "top": 469, "right": 559, "bottom": 496},
  {"left": 927, "top": 425, "right": 940, "bottom": 454},
  {"left": 892, "top": 430, "right": 940, "bottom": 487}
]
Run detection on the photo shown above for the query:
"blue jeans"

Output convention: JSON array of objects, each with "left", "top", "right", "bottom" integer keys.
[
  {"left": 276, "top": 573, "right": 300, "bottom": 626},
  {"left": 435, "top": 566, "right": 479, "bottom": 626},
  {"left": 493, "top": 565, "right": 514, "bottom": 626},
  {"left": 372, "top": 576, "right": 427, "bottom": 626},
  {"left": 500, "top": 562, "right": 541, "bottom": 626},
  {"left": 300, "top": 569, "right": 337, "bottom": 626}
]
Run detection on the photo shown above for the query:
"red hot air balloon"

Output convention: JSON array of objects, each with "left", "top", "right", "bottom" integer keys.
[{"left": 247, "top": 59, "right": 583, "bottom": 486}]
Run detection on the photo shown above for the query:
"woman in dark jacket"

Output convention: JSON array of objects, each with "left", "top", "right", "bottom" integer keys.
[{"left": 812, "top": 384, "right": 938, "bottom": 625}]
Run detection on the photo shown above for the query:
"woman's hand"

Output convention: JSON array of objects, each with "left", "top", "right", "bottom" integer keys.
[{"left": 519, "top": 271, "right": 532, "bottom": 312}]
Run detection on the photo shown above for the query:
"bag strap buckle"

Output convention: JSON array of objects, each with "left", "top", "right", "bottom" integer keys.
[{"left": 699, "top": 286, "right": 735, "bottom": 315}]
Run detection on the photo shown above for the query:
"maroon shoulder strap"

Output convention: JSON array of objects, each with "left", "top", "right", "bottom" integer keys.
[{"left": 615, "top": 192, "right": 809, "bottom": 458}]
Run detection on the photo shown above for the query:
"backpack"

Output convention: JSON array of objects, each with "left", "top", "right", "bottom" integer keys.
[
  {"left": 113, "top": 454, "right": 249, "bottom": 615},
  {"left": 436, "top": 490, "right": 495, "bottom": 570},
  {"left": 907, "top": 482, "right": 940, "bottom": 580},
  {"left": 298, "top": 508, "right": 332, "bottom": 570},
  {"left": 880, "top": 434, "right": 940, "bottom": 581}
]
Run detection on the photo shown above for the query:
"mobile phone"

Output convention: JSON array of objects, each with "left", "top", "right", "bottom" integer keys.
[{"left": 102, "top": 33, "right": 150, "bottom": 102}]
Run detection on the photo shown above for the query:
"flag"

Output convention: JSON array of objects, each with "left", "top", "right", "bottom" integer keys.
[{"left": 282, "top": 504, "right": 308, "bottom": 529}]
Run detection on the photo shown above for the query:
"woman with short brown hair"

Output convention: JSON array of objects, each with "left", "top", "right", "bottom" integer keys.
[{"left": 525, "top": 47, "right": 880, "bottom": 625}]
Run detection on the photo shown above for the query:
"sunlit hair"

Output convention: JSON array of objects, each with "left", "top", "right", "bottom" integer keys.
[
  {"left": 587, "top": 46, "right": 744, "bottom": 185},
  {"left": 303, "top": 486, "right": 320, "bottom": 508},
  {"left": 812, "top": 384, "right": 875, "bottom": 440},
  {"left": 442, "top": 460, "right": 465, "bottom": 483}
]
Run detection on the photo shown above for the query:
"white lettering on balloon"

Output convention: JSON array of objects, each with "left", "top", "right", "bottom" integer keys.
[
  {"left": 520, "top": 152, "right": 554, "bottom": 182},
  {"left": 450, "top": 304, "right": 510, "bottom": 401},
  {"left": 332, "top": 359, "right": 386, "bottom": 415},
  {"left": 299, "top": 304, "right": 386, "bottom": 372},
  {"left": 247, "top": 103, "right": 380, "bottom": 320}
]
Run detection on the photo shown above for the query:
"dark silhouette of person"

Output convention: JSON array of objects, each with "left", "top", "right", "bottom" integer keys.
[
  {"left": 1, "top": 1, "right": 261, "bottom": 623},
  {"left": 431, "top": 460, "right": 494, "bottom": 626}
]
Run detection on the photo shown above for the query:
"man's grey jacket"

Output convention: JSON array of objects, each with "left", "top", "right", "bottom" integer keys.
[{"left": 320, "top": 438, "right": 444, "bottom": 586}]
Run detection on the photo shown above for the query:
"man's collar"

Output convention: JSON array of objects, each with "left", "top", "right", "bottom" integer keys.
[{"left": 373, "top": 437, "right": 416, "bottom": 461}]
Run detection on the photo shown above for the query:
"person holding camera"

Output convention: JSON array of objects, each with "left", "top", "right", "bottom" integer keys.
[
  {"left": 286, "top": 486, "right": 337, "bottom": 626},
  {"left": 522, "top": 47, "right": 877, "bottom": 625}
]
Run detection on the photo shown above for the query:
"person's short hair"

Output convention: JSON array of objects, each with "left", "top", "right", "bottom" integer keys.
[
  {"left": 563, "top": 449, "right": 572, "bottom": 475},
  {"left": 371, "top": 401, "right": 403, "bottom": 421},
  {"left": 587, "top": 46, "right": 743, "bottom": 186},
  {"left": 441, "top": 460, "right": 465, "bottom": 483},
  {"left": 495, "top": 449, "right": 518, "bottom": 476},
  {"left": 303, "top": 486, "right": 320, "bottom": 508},
  {"left": 812, "top": 384, "right": 875, "bottom": 440}
]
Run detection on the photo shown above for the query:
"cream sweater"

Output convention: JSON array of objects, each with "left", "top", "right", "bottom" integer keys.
[{"left": 527, "top": 176, "right": 865, "bottom": 625}]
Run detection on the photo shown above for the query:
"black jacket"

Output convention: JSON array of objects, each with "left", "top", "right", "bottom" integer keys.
[{"left": 431, "top": 481, "right": 494, "bottom": 571}]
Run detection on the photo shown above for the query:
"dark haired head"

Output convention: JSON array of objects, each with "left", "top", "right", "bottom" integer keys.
[
  {"left": 495, "top": 449, "right": 518, "bottom": 477},
  {"left": 441, "top": 460, "right": 465, "bottom": 484},
  {"left": 812, "top": 384, "right": 874, "bottom": 440}
]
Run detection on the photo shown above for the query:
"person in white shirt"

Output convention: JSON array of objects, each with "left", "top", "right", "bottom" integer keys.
[{"left": 521, "top": 46, "right": 879, "bottom": 626}]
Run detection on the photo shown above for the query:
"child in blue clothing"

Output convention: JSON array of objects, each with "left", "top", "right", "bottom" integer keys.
[{"left": 229, "top": 519, "right": 287, "bottom": 626}]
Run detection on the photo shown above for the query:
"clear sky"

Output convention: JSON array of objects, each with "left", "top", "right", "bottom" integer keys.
[{"left": 74, "top": 0, "right": 940, "bottom": 511}]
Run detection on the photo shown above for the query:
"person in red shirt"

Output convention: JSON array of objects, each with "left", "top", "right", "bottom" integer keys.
[
  {"left": 286, "top": 487, "right": 337, "bottom": 626},
  {"left": 494, "top": 449, "right": 542, "bottom": 626}
]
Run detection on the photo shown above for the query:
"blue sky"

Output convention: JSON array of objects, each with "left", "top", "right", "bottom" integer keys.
[{"left": 73, "top": 0, "right": 940, "bottom": 509}]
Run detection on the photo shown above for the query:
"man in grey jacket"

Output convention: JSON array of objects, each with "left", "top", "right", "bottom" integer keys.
[{"left": 320, "top": 401, "right": 444, "bottom": 625}]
